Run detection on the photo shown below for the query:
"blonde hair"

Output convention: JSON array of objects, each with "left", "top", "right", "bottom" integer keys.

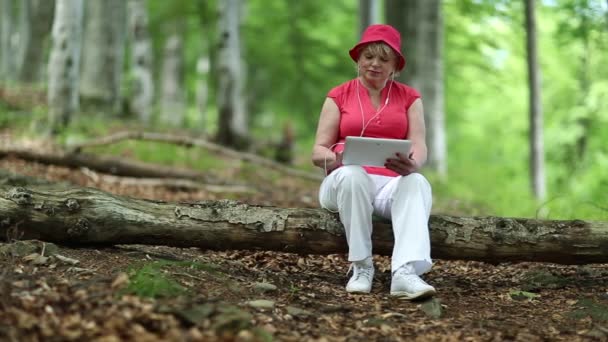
[
  {"left": 361, "top": 43, "right": 394, "bottom": 58},
  {"left": 357, "top": 42, "right": 399, "bottom": 72}
]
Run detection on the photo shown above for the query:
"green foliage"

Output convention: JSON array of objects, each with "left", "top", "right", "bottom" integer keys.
[
  {"left": 0, "top": 108, "right": 25, "bottom": 130},
  {"left": 509, "top": 290, "right": 540, "bottom": 300},
  {"left": 521, "top": 269, "right": 570, "bottom": 291},
  {"left": 568, "top": 298, "right": 608, "bottom": 322},
  {"left": 210, "top": 306, "right": 254, "bottom": 335},
  {"left": 2, "top": 0, "right": 607, "bottom": 221},
  {"left": 123, "top": 260, "right": 218, "bottom": 299},
  {"left": 242, "top": 0, "right": 357, "bottom": 135},
  {"left": 438, "top": 0, "right": 608, "bottom": 220},
  {"left": 250, "top": 327, "right": 274, "bottom": 342},
  {"left": 124, "top": 261, "right": 186, "bottom": 298},
  {"left": 89, "top": 140, "right": 226, "bottom": 172}
]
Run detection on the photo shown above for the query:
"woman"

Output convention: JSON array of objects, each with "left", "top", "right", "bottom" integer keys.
[{"left": 311, "top": 24, "right": 435, "bottom": 300}]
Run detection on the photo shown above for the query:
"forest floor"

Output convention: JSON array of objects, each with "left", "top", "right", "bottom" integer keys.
[{"left": 1, "top": 134, "right": 608, "bottom": 341}]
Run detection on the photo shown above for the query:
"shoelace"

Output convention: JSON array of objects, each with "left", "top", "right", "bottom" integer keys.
[
  {"left": 393, "top": 267, "right": 411, "bottom": 278},
  {"left": 397, "top": 273, "right": 429, "bottom": 287},
  {"left": 347, "top": 263, "right": 373, "bottom": 280}
]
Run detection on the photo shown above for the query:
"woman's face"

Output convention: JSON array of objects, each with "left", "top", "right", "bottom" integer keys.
[{"left": 357, "top": 44, "right": 396, "bottom": 84}]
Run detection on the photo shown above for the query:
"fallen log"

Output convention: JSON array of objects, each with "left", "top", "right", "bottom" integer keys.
[
  {"left": 0, "top": 147, "right": 213, "bottom": 182},
  {"left": 78, "top": 167, "right": 255, "bottom": 194},
  {"left": 1, "top": 184, "right": 606, "bottom": 264},
  {"left": 66, "top": 131, "right": 324, "bottom": 182}
]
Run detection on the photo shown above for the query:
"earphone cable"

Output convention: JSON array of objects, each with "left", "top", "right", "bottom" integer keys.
[{"left": 357, "top": 71, "right": 394, "bottom": 137}]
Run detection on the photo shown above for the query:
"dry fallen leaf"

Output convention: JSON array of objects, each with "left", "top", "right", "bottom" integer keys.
[
  {"left": 111, "top": 272, "right": 130, "bottom": 289},
  {"left": 22, "top": 253, "right": 40, "bottom": 262}
]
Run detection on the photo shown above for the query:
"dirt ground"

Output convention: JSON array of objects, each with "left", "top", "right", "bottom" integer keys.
[{"left": 1, "top": 152, "right": 608, "bottom": 341}]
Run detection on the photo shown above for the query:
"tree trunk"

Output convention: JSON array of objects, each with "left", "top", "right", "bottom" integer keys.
[
  {"left": 65, "top": 130, "right": 324, "bottom": 181},
  {"left": 0, "top": 147, "right": 215, "bottom": 182},
  {"left": 195, "top": 0, "right": 219, "bottom": 132},
  {"left": 574, "top": 16, "right": 590, "bottom": 165},
  {"left": 79, "top": 0, "right": 126, "bottom": 116},
  {"left": 127, "top": 0, "right": 154, "bottom": 125},
  {"left": 359, "top": 0, "right": 379, "bottom": 37},
  {"left": 0, "top": 0, "right": 14, "bottom": 83},
  {"left": 216, "top": 0, "right": 248, "bottom": 149},
  {"left": 47, "top": 0, "right": 84, "bottom": 132},
  {"left": 1, "top": 184, "right": 607, "bottom": 265},
  {"left": 524, "top": 0, "right": 546, "bottom": 200},
  {"left": 196, "top": 56, "right": 210, "bottom": 134},
  {"left": 15, "top": 0, "right": 30, "bottom": 82},
  {"left": 160, "top": 34, "right": 186, "bottom": 127},
  {"left": 385, "top": 0, "right": 447, "bottom": 179},
  {"left": 418, "top": 0, "right": 446, "bottom": 179},
  {"left": 17, "top": 0, "right": 56, "bottom": 84},
  {"left": 385, "top": 0, "right": 418, "bottom": 95}
]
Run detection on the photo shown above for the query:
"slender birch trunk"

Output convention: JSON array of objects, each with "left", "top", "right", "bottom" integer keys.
[
  {"left": 359, "top": 0, "right": 379, "bottom": 37},
  {"left": 386, "top": 0, "right": 447, "bottom": 179},
  {"left": 127, "top": 0, "right": 154, "bottom": 125},
  {"left": 0, "top": 0, "right": 14, "bottom": 82},
  {"left": 524, "top": 0, "right": 546, "bottom": 200},
  {"left": 160, "top": 34, "right": 186, "bottom": 127},
  {"left": 47, "top": 0, "right": 84, "bottom": 132},
  {"left": 216, "top": 0, "right": 248, "bottom": 148},
  {"left": 196, "top": 56, "right": 210, "bottom": 134},
  {"left": 17, "top": 0, "right": 55, "bottom": 84},
  {"left": 79, "top": 0, "right": 126, "bottom": 115}
]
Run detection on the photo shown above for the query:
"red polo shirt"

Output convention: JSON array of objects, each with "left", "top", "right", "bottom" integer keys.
[{"left": 327, "top": 78, "right": 421, "bottom": 177}]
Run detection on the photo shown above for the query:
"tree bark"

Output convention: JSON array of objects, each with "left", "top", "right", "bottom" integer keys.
[
  {"left": 160, "top": 34, "right": 186, "bottom": 127},
  {"left": 195, "top": 56, "right": 210, "bottom": 134},
  {"left": 1, "top": 0, "right": 14, "bottom": 82},
  {"left": 216, "top": 0, "right": 248, "bottom": 149},
  {"left": 524, "top": 0, "right": 546, "bottom": 200},
  {"left": 15, "top": 0, "right": 30, "bottom": 83},
  {"left": 359, "top": 0, "right": 379, "bottom": 37},
  {"left": 1, "top": 184, "right": 606, "bottom": 265},
  {"left": 17, "top": 0, "right": 55, "bottom": 84},
  {"left": 77, "top": 168, "right": 254, "bottom": 194},
  {"left": 0, "top": 147, "right": 215, "bottom": 183},
  {"left": 47, "top": 0, "right": 84, "bottom": 132},
  {"left": 385, "top": 0, "right": 447, "bottom": 179},
  {"left": 79, "top": 0, "right": 126, "bottom": 115},
  {"left": 67, "top": 131, "right": 324, "bottom": 181},
  {"left": 127, "top": 0, "right": 154, "bottom": 125}
]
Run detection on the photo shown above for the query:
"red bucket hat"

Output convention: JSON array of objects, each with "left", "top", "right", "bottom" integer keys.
[{"left": 349, "top": 24, "right": 406, "bottom": 71}]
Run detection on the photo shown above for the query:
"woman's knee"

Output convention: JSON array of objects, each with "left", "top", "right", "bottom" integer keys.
[
  {"left": 337, "top": 166, "right": 369, "bottom": 182},
  {"left": 399, "top": 173, "right": 431, "bottom": 191},
  {"left": 339, "top": 165, "right": 367, "bottom": 177},
  {"left": 335, "top": 166, "right": 374, "bottom": 192}
]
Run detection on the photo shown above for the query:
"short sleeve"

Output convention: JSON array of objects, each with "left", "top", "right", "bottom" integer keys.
[
  {"left": 327, "top": 85, "right": 346, "bottom": 112},
  {"left": 405, "top": 86, "right": 421, "bottom": 110},
  {"left": 327, "top": 85, "right": 345, "bottom": 112}
]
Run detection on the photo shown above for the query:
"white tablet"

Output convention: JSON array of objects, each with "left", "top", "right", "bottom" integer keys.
[{"left": 342, "top": 136, "right": 412, "bottom": 167}]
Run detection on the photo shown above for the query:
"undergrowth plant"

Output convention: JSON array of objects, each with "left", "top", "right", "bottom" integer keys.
[{"left": 122, "top": 260, "right": 218, "bottom": 299}]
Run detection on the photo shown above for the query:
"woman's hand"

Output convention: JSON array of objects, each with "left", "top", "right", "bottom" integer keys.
[
  {"left": 326, "top": 151, "right": 343, "bottom": 173},
  {"left": 385, "top": 152, "right": 418, "bottom": 176}
]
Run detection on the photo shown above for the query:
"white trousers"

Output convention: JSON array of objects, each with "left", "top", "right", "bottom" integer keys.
[{"left": 318, "top": 165, "right": 433, "bottom": 275}]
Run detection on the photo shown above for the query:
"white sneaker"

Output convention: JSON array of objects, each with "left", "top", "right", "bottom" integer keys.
[
  {"left": 390, "top": 267, "right": 436, "bottom": 300},
  {"left": 345, "top": 257, "right": 374, "bottom": 293}
]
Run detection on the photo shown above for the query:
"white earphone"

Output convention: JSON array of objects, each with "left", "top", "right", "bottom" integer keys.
[{"left": 357, "top": 68, "right": 394, "bottom": 137}]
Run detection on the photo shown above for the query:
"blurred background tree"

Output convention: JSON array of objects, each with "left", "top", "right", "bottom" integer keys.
[{"left": 0, "top": 0, "right": 606, "bottom": 220}]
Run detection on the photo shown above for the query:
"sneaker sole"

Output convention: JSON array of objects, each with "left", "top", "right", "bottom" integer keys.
[
  {"left": 346, "top": 288, "right": 372, "bottom": 294},
  {"left": 390, "top": 289, "right": 436, "bottom": 300}
]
